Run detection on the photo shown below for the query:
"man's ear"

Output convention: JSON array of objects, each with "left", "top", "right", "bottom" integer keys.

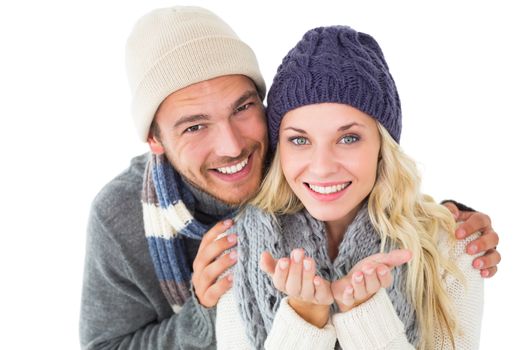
[{"left": 147, "top": 134, "right": 165, "bottom": 155}]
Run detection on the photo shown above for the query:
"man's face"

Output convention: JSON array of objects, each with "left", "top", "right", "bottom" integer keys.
[{"left": 148, "top": 75, "right": 268, "bottom": 205}]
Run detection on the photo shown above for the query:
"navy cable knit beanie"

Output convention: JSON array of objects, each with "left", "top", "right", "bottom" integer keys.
[{"left": 267, "top": 26, "right": 402, "bottom": 150}]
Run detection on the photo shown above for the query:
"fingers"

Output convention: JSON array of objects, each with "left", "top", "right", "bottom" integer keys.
[
  {"left": 330, "top": 278, "right": 348, "bottom": 306},
  {"left": 481, "top": 266, "right": 497, "bottom": 278},
  {"left": 313, "top": 276, "right": 334, "bottom": 305},
  {"left": 272, "top": 257, "right": 290, "bottom": 291},
  {"left": 331, "top": 276, "right": 355, "bottom": 309},
  {"left": 466, "top": 229, "right": 499, "bottom": 255},
  {"left": 202, "top": 273, "right": 234, "bottom": 304},
  {"left": 286, "top": 249, "right": 304, "bottom": 296},
  {"left": 359, "top": 263, "right": 393, "bottom": 292},
  {"left": 376, "top": 264, "right": 393, "bottom": 288},
  {"left": 362, "top": 263, "right": 380, "bottom": 293},
  {"left": 201, "top": 219, "right": 233, "bottom": 245},
  {"left": 473, "top": 248, "right": 501, "bottom": 270},
  {"left": 262, "top": 249, "right": 333, "bottom": 305},
  {"left": 301, "top": 258, "right": 316, "bottom": 300},
  {"left": 455, "top": 212, "right": 500, "bottom": 275},
  {"left": 192, "top": 232, "right": 237, "bottom": 277},
  {"left": 201, "top": 250, "right": 238, "bottom": 284},
  {"left": 193, "top": 221, "right": 237, "bottom": 273},
  {"left": 191, "top": 219, "right": 237, "bottom": 307},
  {"left": 455, "top": 212, "right": 491, "bottom": 239},
  {"left": 373, "top": 249, "right": 412, "bottom": 268},
  {"left": 352, "top": 263, "right": 389, "bottom": 300},
  {"left": 351, "top": 271, "right": 367, "bottom": 300},
  {"left": 341, "top": 285, "right": 355, "bottom": 307},
  {"left": 455, "top": 209, "right": 477, "bottom": 223},
  {"left": 442, "top": 201, "right": 460, "bottom": 219},
  {"left": 332, "top": 248, "right": 409, "bottom": 310},
  {"left": 260, "top": 251, "right": 277, "bottom": 275},
  {"left": 192, "top": 247, "right": 238, "bottom": 307},
  {"left": 334, "top": 261, "right": 394, "bottom": 312}
]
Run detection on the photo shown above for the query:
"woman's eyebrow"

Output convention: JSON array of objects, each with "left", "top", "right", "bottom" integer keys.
[
  {"left": 282, "top": 126, "right": 307, "bottom": 134},
  {"left": 338, "top": 122, "right": 363, "bottom": 132},
  {"left": 283, "top": 122, "right": 364, "bottom": 133}
]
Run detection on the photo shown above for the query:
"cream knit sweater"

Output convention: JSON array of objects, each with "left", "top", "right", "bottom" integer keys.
[{"left": 216, "top": 232, "right": 483, "bottom": 349}]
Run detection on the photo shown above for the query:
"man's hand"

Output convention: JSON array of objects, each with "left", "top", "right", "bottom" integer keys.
[
  {"left": 191, "top": 219, "right": 238, "bottom": 308},
  {"left": 443, "top": 202, "right": 501, "bottom": 278}
]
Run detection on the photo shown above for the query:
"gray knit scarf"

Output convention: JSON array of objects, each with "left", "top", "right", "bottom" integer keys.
[{"left": 234, "top": 204, "right": 420, "bottom": 349}]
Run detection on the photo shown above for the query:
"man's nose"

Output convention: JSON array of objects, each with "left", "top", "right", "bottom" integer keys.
[{"left": 214, "top": 122, "right": 244, "bottom": 158}]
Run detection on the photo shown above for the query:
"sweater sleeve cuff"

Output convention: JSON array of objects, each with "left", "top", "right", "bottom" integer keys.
[
  {"left": 265, "top": 297, "right": 337, "bottom": 350},
  {"left": 187, "top": 281, "right": 216, "bottom": 337},
  {"left": 333, "top": 289, "right": 408, "bottom": 349},
  {"left": 441, "top": 199, "right": 476, "bottom": 212}
]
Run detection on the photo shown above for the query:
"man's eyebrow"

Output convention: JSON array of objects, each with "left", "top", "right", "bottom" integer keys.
[
  {"left": 172, "top": 90, "right": 259, "bottom": 129},
  {"left": 230, "top": 90, "right": 259, "bottom": 110},
  {"left": 173, "top": 114, "right": 210, "bottom": 129}
]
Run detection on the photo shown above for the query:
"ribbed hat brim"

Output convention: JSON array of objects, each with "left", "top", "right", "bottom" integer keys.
[{"left": 132, "top": 36, "right": 266, "bottom": 141}]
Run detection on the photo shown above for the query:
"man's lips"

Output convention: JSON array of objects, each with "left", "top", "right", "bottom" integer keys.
[
  {"left": 214, "top": 157, "right": 249, "bottom": 175},
  {"left": 209, "top": 153, "right": 254, "bottom": 182}
]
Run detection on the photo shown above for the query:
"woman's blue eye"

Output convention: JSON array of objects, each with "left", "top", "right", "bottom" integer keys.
[
  {"left": 290, "top": 137, "right": 309, "bottom": 145},
  {"left": 340, "top": 135, "right": 359, "bottom": 144}
]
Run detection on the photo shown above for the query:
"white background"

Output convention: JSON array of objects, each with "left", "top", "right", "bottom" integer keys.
[{"left": 0, "top": 0, "right": 523, "bottom": 348}]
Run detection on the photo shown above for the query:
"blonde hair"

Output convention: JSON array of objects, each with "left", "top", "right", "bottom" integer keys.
[{"left": 250, "top": 123, "right": 461, "bottom": 348}]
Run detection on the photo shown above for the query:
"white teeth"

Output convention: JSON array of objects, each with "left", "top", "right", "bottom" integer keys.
[
  {"left": 308, "top": 182, "right": 350, "bottom": 194},
  {"left": 216, "top": 158, "right": 249, "bottom": 175}
]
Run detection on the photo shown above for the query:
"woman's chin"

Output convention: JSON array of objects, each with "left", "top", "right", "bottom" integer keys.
[{"left": 305, "top": 207, "right": 349, "bottom": 223}]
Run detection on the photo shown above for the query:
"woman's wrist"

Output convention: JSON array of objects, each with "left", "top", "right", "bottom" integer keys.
[
  {"left": 337, "top": 294, "right": 372, "bottom": 313},
  {"left": 288, "top": 298, "right": 330, "bottom": 328}
]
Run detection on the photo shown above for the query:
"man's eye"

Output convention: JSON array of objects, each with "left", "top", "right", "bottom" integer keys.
[
  {"left": 235, "top": 103, "right": 253, "bottom": 113},
  {"left": 339, "top": 135, "right": 359, "bottom": 144},
  {"left": 290, "top": 137, "right": 310, "bottom": 145},
  {"left": 184, "top": 125, "right": 204, "bottom": 133}
]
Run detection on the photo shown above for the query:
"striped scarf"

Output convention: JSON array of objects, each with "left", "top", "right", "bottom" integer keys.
[{"left": 141, "top": 153, "right": 234, "bottom": 312}]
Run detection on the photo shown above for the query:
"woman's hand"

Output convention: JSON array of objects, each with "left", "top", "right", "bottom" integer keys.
[
  {"left": 260, "top": 249, "right": 333, "bottom": 327},
  {"left": 331, "top": 249, "right": 412, "bottom": 313}
]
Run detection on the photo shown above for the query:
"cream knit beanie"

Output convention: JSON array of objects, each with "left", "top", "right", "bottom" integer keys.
[{"left": 126, "top": 6, "right": 266, "bottom": 141}]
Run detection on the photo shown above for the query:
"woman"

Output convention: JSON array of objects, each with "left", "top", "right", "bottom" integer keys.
[{"left": 216, "top": 26, "right": 483, "bottom": 349}]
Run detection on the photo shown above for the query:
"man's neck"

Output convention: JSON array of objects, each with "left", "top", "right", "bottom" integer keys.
[{"left": 181, "top": 176, "right": 236, "bottom": 221}]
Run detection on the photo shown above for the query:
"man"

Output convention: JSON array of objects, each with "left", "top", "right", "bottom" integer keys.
[{"left": 80, "top": 6, "right": 500, "bottom": 349}]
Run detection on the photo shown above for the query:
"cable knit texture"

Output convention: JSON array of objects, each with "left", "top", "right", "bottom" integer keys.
[
  {"left": 216, "top": 220, "right": 483, "bottom": 349},
  {"left": 266, "top": 26, "right": 401, "bottom": 150},
  {"left": 227, "top": 204, "right": 419, "bottom": 349}
]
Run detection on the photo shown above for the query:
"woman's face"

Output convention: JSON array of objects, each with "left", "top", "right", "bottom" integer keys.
[{"left": 279, "top": 103, "right": 381, "bottom": 226}]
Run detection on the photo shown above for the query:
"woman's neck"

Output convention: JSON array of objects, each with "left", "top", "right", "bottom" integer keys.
[{"left": 325, "top": 204, "right": 362, "bottom": 261}]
